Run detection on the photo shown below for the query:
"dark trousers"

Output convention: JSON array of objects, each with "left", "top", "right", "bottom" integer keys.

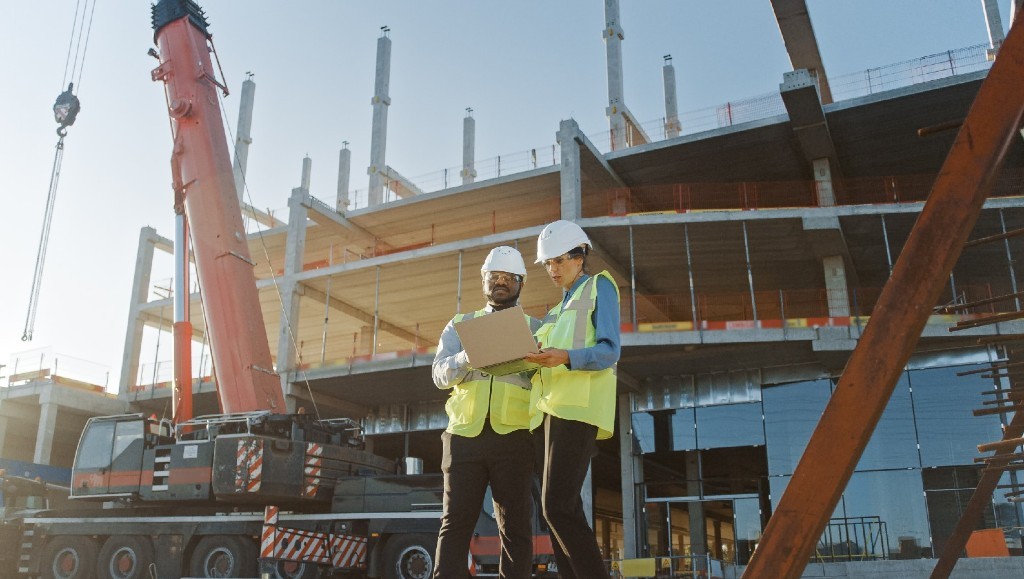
[
  {"left": 540, "top": 414, "right": 609, "bottom": 579},
  {"left": 434, "top": 423, "right": 535, "bottom": 579}
]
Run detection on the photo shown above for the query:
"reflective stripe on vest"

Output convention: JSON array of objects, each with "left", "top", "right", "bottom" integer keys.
[
  {"left": 530, "top": 271, "right": 619, "bottom": 440},
  {"left": 445, "top": 308, "right": 533, "bottom": 437}
]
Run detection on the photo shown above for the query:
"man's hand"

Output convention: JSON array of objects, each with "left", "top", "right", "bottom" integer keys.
[{"left": 525, "top": 348, "right": 570, "bottom": 368}]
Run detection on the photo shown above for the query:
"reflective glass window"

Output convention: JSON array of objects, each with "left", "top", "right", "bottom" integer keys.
[
  {"left": 672, "top": 408, "right": 697, "bottom": 452},
  {"left": 632, "top": 412, "right": 656, "bottom": 454},
  {"left": 695, "top": 403, "right": 763, "bottom": 450},
  {"left": 841, "top": 470, "right": 931, "bottom": 559},
  {"left": 857, "top": 374, "right": 919, "bottom": 470},
  {"left": 733, "top": 497, "right": 762, "bottom": 565},
  {"left": 763, "top": 379, "right": 830, "bottom": 476},
  {"left": 911, "top": 365, "right": 1003, "bottom": 467}
]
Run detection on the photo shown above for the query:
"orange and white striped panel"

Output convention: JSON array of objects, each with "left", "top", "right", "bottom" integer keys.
[
  {"left": 261, "top": 506, "right": 280, "bottom": 559},
  {"left": 304, "top": 443, "right": 323, "bottom": 498},
  {"left": 235, "top": 438, "right": 264, "bottom": 492},
  {"left": 274, "top": 527, "right": 331, "bottom": 565},
  {"left": 329, "top": 535, "right": 367, "bottom": 569}
]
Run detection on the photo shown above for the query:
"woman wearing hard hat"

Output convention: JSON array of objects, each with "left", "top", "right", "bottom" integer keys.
[{"left": 525, "top": 220, "right": 620, "bottom": 579}]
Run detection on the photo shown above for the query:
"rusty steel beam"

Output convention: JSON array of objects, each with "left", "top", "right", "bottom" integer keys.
[
  {"left": 741, "top": 20, "right": 1024, "bottom": 579},
  {"left": 930, "top": 410, "right": 1024, "bottom": 578}
]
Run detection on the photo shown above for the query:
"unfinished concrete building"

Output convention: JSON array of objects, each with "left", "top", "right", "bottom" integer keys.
[{"left": 5, "top": 1, "right": 1024, "bottom": 576}]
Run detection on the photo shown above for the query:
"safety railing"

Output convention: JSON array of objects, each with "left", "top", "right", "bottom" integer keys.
[
  {"left": 133, "top": 355, "right": 214, "bottom": 391},
  {"left": 829, "top": 43, "right": 992, "bottom": 101},
  {"left": 597, "top": 167, "right": 1024, "bottom": 216},
  {"left": 5, "top": 347, "right": 110, "bottom": 391},
  {"left": 815, "top": 516, "right": 890, "bottom": 562}
]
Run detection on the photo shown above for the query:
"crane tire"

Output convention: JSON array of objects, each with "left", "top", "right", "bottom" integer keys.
[
  {"left": 382, "top": 533, "right": 438, "bottom": 579},
  {"left": 188, "top": 535, "right": 258, "bottom": 578},
  {"left": 269, "top": 559, "right": 321, "bottom": 579},
  {"left": 40, "top": 535, "right": 98, "bottom": 579},
  {"left": 96, "top": 535, "right": 153, "bottom": 579}
]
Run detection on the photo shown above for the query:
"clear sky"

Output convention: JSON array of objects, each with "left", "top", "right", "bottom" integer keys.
[{"left": 0, "top": 1, "right": 997, "bottom": 389}]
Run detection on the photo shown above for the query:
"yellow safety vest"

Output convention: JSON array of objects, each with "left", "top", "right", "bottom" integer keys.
[
  {"left": 444, "top": 309, "right": 534, "bottom": 437},
  {"left": 530, "top": 271, "right": 619, "bottom": 440}
]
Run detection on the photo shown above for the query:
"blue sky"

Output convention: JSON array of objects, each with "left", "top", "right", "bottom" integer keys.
[{"left": 0, "top": 1, "right": 997, "bottom": 388}]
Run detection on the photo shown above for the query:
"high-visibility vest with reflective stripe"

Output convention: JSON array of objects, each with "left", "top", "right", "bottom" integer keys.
[
  {"left": 444, "top": 309, "right": 534, "bottom": 437},
  {"left": 530, "top": 271, "right": 619, "bottom": 440}
]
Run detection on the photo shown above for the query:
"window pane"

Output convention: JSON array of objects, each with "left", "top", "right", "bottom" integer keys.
[
  {"left": 763, "top": 379, "right": 830, "bottom": 476},
  {"left": 857, "top": 374, "right": 919, "bottom": 470},
  {"left": 75, "top": 421, "right": 114, "bottom": 470},
  {"left": 695, "top": 403, "right": 763, "bottom": 450},
  {"left": 113, "top": 419, "right": 144, "bottom": 462},
  {"left": 672, "top": 408, "right": 697, "bottom": 452},
  {"left": 911, "top": 365, "right": 1003, "bottom": 467},
  {"left": 733, "top": 497, "right": 762, "bottom": 565},
  {"left": 632, "top": 412, "right": 656, "bottom": 454},
  {"left": 842, "top": 470, "right": 931, "bottom": 559}
]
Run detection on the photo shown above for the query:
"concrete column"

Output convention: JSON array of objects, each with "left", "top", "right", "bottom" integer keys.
[
  {"left": 982, "top": 0, "right": 1005, "bottom": 56},
  {"left": 663, "top": 55, "right": 680, "bottom": 139},
  {"left": 685, "top": 451, "right": 707, "bottom": 557},
  {"left": 118, "top": 227, "right": 158, "bottom": 396},
  {"left": 368, "top": 30, "right": 393, "bottom": 207},
  {"left": 617, "top": 392, "right": 641, "bottom": 558},
  {"left": 461, "top": 109, "right": 477, "bottom": 185},
  {"left": 557, "top": 119, "right": 583, "bottom": 220},
  {"left": 813, "top": 158, "right": 836, "bottom": 207},
  {"left": 277, "top": 187, "right": 309, "bottom": 382},
  {"left": 823, "top": 255, "right": 851, "bottom": 317},
  {"left": 603, "top": 0, "right": 627, "bottom": 150},
  {"left": 300, "top": 156, "right": 312, "bottom": 191},
  {"left": 33, "top": 402, "right": 58, "bottom": 465},
  {"left": 337, "top": 142, "right": 351, "bottom": 212},
  {"left": 232, "top": 75, "right": 256, "bottom": 202},
  {"left": 0, "top": 415, "right": 9, "bottom": 459}
]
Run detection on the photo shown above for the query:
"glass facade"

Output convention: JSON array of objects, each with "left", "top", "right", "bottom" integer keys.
[{"left": 633, "top": 359, "right": 1022, "bottom": 564}]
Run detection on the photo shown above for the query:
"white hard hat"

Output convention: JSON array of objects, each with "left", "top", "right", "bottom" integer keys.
[
  {"left": 481, "top": 246, "right": 527, "bottom": 278},
  {"left": 535, "top": 220, "right": 591, "bottom": 263}
]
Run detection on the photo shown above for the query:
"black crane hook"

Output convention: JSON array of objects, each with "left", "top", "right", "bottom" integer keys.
[{"left": 53, "top": 83, "right": 81, "bottom": 136}]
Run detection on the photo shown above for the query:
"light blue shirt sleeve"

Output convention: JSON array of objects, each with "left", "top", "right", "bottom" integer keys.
[
  {"left": 432, "top": 319, "right": 471, "bottom": 390},
  {"left": 566, "top": 275, "right": 621, "bottom": 371}
]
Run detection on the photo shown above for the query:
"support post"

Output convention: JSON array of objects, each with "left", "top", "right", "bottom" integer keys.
[
  {"left": 368, "top": 29, "right": 392, "bottom": 206},
  {"left": 822, "top": 256, "right": 850, "bottom": 317},
  {"left": 337, "top": 142, "right": 351, "bottom": 212},
  {"left": 231, "top": 75, "right": 256, "bottom": 202},
  {"left": 462, "top": 109, "right": 477, "bottom": 185},
  {"left": 663, "top": 55, "right": 680, "bottom": 138},
  {"left": 33, "top": 402, "right": 58, "bottom": 465},
  {"left": 812, "top": 158, "right": 835, "bottom": 207},
  {"left": 277, "top": 184, "right": 309, "bottom": 384},
  {"left": 617, "top": 392, "right": 640, "bottom": 558},
  {"left": 603, "top": 0, "right": 627, "bottom": 150},
  {"left": 982, "top": 0, "right": 1005, "bottom": 58},
  {"left": 118, "top": 227, "right": 159, "bottom": 396},
  {"left": 741, "top": 20, "right": 1024, "bottom": 579},
  {"left": 557, "top": 119, "right": 583, "bottom": 220}
]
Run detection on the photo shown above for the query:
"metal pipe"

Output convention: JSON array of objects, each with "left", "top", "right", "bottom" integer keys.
[
  {"left": 881, "top": 214, "right": 894, "bottom": 276},
  {"left": 372, "top": 266, "right": 380, "bottom": 356},
  {"left": 629, "top": 225, "right": 637, "bottom": 330},
  {"left": 1000, "top": 209, "right": 1021, "bottom": 310},
  {"left": 685, "top": 224, "right": 700, "bottom": 337},
  {"left": 742, "top": 222, "right": 758, "bottom": 321}
]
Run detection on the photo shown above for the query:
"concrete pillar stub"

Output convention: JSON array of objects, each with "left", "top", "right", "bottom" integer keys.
[
  {"left": 603, "top": 0, "right": 627, "bottom": 150},
  {"left": 983, "top": 0, "right": 1006, "bottom": 57},
  {"left": 300, "top": 156, "right": 313, "bottom": 191},
  {"left": 368, "top": 34, "right": 393, "bottom": 207},
  {"left": 823, "top": 255, "right": 851, "bottom": 317},
  {"left": 119, "top": 227, "right": 159, "bottom": 396},
  {"left": 33, "top": 402, "right": 58, "bottom": 465},
  {"left": 557, "top": 119, "right": 583, "bottom": 220},
  {"left": 813, "top": 158, "right": 836, "bottom": 207},
  {"left": 277, "top": 189, "right": 309, "bottom": 383},
  {"left": 337, "top": 146, "right": 351, "bottom": 212},
  {"left": 232, "top": 77, "right": 256, "bottom": 203},
  {"left": 663, "top": 59, "right": 680, "bottom": 139},
  {"left": 462, "top": 113, "right": 477, "bottom": 185}
]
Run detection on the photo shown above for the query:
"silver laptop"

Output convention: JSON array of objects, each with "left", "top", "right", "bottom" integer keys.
[{"left": 454, "top": 305, "right": 541, "bottom": 377}]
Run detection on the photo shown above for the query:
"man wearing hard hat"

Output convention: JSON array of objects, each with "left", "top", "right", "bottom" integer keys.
[
  {"left": 431, "top": 246, "right": 540, "bottom": 579},
  {"left": 525, "top": 220, "right": 620, "bottom": 579}
]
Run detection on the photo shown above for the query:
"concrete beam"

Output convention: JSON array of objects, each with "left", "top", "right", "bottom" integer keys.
[
  {"left": 770, "top": 0, "right": 833, "bottom": 104},
  {"left": 780, "top": 69, "right": 840, "bottom": 172},
  {"left": 297, "top": 190, "right": 390, "bottom": 251},
  {"left": 381, "top": 165, "right": 424, "bottom": 199}
]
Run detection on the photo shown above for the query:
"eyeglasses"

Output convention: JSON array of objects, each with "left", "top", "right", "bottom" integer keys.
[
  {"left": 484, "top": 272, "right": 523, "bottom": 284},
  {"left": 542, "top": 254, "right": 579, "bottom": 268}
]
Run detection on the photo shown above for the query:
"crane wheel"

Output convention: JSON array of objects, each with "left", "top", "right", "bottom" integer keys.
[
  {"left": 40, "top": 536, "right": 98, "bottom": 579},
  {"left": 97, "top": 535, "right": 153, "bottom": 579},
  {"left": 269, "top": 559, "right": 320, "bottom": 579},
  {"left": 382, "top": 534, "right": 438, "bottom": 579},
  {"left": 188, "top": 535, "right": 258, "bottom": 578}
]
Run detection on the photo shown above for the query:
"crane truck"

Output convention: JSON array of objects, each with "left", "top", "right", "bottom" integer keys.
[{"left": 9, "top": 1, "right": 556, "bottom": 578}]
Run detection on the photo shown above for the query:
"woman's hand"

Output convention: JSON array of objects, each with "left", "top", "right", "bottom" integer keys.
[{"left": 525, "top": 347, "right": 570, "bottom": 368}]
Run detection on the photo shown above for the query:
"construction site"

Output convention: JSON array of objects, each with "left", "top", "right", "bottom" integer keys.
[{"left": 3, "top": 1, "right": 1024, "bottom": 578}]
